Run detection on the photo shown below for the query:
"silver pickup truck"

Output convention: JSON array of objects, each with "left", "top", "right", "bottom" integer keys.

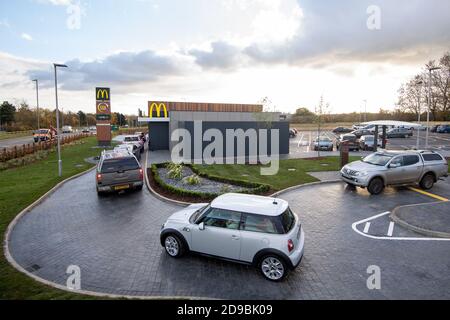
[{"left": 341, "top": 150, "right": 448, "bottom": 195}]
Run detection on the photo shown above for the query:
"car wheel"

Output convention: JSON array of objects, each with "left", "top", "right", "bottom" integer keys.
[
  {"left": 135, "top": 185, "right": 143, "bottom": 191},
  {"left": 259, "top": 255, "right": 288, "bottom": 282},
  {"left": 164, "top": 234, "right": 185, "bottom": 258},
  {"left": 97, "top": 189, "right": 107, "bottom": 197},
  {"left": 367, "top": 177, "right": 384, "bottom": 195},
  {"left": 420, "top": 173, "right": 435, "bottom": 190}
]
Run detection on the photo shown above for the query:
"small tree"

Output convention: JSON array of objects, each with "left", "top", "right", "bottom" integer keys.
[
  {"left": 314, "top": 96, "right": 330, "bottom": 158},
  {"left": 0, "top": 101, "right": 16, "bottom": 130}
]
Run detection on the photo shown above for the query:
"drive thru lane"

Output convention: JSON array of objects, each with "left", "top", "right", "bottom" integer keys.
[{"left": 7, "top": 170, "right": 450, "bottom": 299}]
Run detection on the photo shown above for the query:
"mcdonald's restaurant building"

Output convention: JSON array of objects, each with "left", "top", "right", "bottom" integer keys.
[{"left": 138, "top": 101, "right": 289, "bottom": 158}]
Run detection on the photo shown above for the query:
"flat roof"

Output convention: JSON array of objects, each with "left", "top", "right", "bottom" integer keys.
[{"left": 148, "top": 101, "right": 263, "bottom": 113}]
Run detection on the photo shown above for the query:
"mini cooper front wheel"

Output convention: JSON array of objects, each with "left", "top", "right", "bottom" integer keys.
[
  {"left": 259, "top": 255, "right": 288, "bottom": 281},
  {"left": 164, "top": 234, "right": 185, "bottom": 258}
]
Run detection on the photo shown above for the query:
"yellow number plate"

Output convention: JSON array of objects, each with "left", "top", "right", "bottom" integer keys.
[{"left": 114, "top": 185, "right": 130, "bottom": 191}]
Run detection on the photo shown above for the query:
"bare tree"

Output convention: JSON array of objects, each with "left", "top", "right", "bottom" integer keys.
[{"left": 314, "top": 95, "right": 330, "bottom": 157}]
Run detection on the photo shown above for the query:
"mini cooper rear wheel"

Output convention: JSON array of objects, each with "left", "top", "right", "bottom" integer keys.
[
  {"left": 260, "top": 255, "right": 288, "bottom": 281},
  {"left": 164, "top": 234, "right": 185, "bottom": 258}
]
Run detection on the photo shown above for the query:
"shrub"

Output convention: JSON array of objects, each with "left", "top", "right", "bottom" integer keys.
[
  {"left": 166, "top": 163, "right": 183, "bottom": 179},
  {"left": 185, "top": 174, "right": 200, "bottom": 185}
]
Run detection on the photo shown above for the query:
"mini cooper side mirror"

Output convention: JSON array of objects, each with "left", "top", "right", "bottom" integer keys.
[{"left": 199, "top": 222, "right": 205, "bottom": 231}]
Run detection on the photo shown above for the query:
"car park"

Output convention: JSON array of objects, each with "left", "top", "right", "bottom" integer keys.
[
  {"left": 340, "top": 150, "right": 448, "bottom": 195},
  {"left": 437, "top": 125, "right": 450, "bottom": 133},
  {"left": 96, "top": 150, "right": 144, "bottom": 195},
  {"left": 160, "top": 193, "right": 305, "bottom": 281},
  {"left": 336, "top": 134, "right": 359, "bottom": 151},
  {"left": 313, "top": 137, "right": 333, "bottom": 151},
  {"left": 332, "top": 127, "right": 353, "bottom": 134},
  {"left": 386, "top": 128, "right": 413, "bottom": 138},
  {"left": 359, "top": 135, "right": 382, "bottom": 151}
]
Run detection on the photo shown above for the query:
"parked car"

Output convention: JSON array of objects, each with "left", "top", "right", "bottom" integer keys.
[
  {"left": 114, "top": 143, "right": 141, "bottom": 160},
  {"left": 352, "top": 124, "right": 365, "bottom": 130},
  {"left": 359, "top": 135, "right": 382, "bottom": 151},
  {"left": 96, "top": 150, "right": 144, "bottom": 195},
  {"left": 340, "top": 150, "right": 448, "bottom": 195},
  {"left": 289, "top": 129, "right": 297, "bottom": 138},
  {"left": 160, "top": 193, "right": 305, "bottom": 281},
  {"left": 62, "top": 126, "right": 73, "bottom": 133},
  {"left": 332, "top": 127, "right": 353, "bottom": 134},
  {"left": 336, "top": 134, "right": 359, "bottom": 151},
  {"left": 33, "top": 129, "right": 53, "bottom": 142},
  {"left": 313, "top": 137, "right": 333, "bottom": 151},
  {"left": 437, "top": 125, "right": 450, "bottom": 133},
  {"left": 386, "top": 128, "right": 413, "bottom": 138},
  {"left": 351, "top": 129, "right": 374, "bottom": 139},
  {"left": 430, "top": 125, "right": 441, "bottom": 133},
  {"left": 81, "top": 127, "right": 90, "bottom": 133}
]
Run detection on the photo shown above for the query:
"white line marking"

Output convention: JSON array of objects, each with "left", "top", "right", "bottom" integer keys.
[
  {"left": 363, "top": 222, "right": 371, "bottom": 233},
  {"left": 387, "top": 222, "right": 395, "bottom": 236},
  {"left": 351, "top": 211, "right": 450, "bottom": 241},
  {"left": 297, "top": 134, "right": 304, "bottom": 148}
]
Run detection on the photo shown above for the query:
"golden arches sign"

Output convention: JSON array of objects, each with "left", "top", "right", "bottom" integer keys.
[
  {"left": 96, "top": 88, "right": 110, "bottom": 101},
  {"left": 149, "top": 102, "right": 168, "bottom": 118}
]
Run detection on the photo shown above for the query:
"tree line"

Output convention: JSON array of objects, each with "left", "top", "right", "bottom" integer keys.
[
  {"left": 396, "top": 52, "right": 450, "bottom": 121},
  {"left": 0, "top": 100, "right": 135, "bottom": 131}
]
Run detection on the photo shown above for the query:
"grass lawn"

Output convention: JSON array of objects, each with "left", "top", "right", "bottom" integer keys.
[
  {"left": 0, "top": 137, "right": 103, "bottom": 299},
  {"left": 193, "top": 156, "right": 360, "bottom": 191}
]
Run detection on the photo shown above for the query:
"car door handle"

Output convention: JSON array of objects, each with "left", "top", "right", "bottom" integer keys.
[{"left": 231, "top": 235, "right": 240, "bottom": 240}]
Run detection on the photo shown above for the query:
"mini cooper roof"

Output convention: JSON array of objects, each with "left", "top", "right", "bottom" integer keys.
[{"left": 211, "top": 193, "right": 289, "bottom": 217}]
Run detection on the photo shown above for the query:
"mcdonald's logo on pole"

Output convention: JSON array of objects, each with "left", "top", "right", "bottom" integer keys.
[
  {"left": 96, "top": 88, "right": 110, "bottom": 101},
  {"left": 149, "top": 102, "right": 169, "bottom": 118}
]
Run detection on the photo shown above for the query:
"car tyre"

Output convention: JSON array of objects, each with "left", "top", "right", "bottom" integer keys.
[
  {"left": 259, "top": 255, "right": 288, "bottom": 282},
  {"left": 163, "top": 234, "right": 186, "bottom": 258},
  {"left": 367, "top": 177, "right": 384, "bottom": 195},
  {"left": 420, "top": 173, "right": 435, "bottom": 190}
]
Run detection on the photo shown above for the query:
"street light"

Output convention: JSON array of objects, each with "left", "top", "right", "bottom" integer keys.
[
  {"left": 363, "top": 100, "right": 367, "bottom": 123},
  {"left": 415, "top": 79, "right": 423, "bottom": 150},
  {"left": 32, "top": 79, "right": 40, "bottom": 130},
  {"left": 425, "top": 66, "right": 441, "bottom": 148},
  {"left": 54, "top": 63, "right": 68, "bottom": 177}
]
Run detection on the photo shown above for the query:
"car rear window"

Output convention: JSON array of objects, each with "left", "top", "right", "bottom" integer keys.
[
  {"left": 101, "top": 158, "right": 140, "bottom": 173},
  {"left": 279, "top": 208, "right": 296, "bottom": 233},
  {"left": 422, "top": 154, "right": 444, "bottom": 161}
]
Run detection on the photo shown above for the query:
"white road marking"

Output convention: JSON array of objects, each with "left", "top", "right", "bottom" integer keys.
[
  {"left": 351, "top": 211, "right": 450, "bottom": 241},
  {"left": 387, "top": 222, "right": 395, "bottom": 237},
  {"left": 363, "top": 222, "right": 371, "bottom": 234}
]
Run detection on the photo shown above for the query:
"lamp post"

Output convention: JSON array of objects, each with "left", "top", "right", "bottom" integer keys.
[
  {"left": 415, "top": 79, "right": 423, "bottom": 150},
  {"left": 363, "top": 99, "right": 367, "bottom": 123},
  {"left": 425, "top": 66, "right": 441, "bottom": 148},
  {"left": 32, "top": 79, "right": 40, "bottom": 130},
  {"left": 54, "top": 63, "right": 68, "bottom": 177}
]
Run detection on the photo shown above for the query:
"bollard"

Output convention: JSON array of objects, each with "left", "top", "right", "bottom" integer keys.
[{"left": 340, "top": 140, "right": 349, "bottom": 168}]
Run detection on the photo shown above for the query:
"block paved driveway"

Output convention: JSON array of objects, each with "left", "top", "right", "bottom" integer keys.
[{"left": 7, "top": 172, "right": 450, "bottom": 299}]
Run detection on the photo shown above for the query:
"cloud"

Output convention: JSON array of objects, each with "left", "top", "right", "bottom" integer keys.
[
  {"left": 34, "top": 0, "right": 73, "bottom": 6},
  {"left": 21, "top": 33, "right": 33, "bottom": 41},
  {"left": 0, "top": 19, "right": 10, "bottom": 28},
  {"left": 188, "top": 41, "right": 242, "bottom": 70},
  {"left": 26, "top": 50, "right": 187, "bottom": 90},
  {"left": 243, "top": 0, "right": 450, "bottom": 67}
]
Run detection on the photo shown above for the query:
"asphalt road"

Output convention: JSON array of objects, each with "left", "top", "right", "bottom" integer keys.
[
  {"left": 0, "top": 133, "right": 83, "bottom": 149},
  {"left": 7, "top": 169, "right": 450, "bottom": 299}
]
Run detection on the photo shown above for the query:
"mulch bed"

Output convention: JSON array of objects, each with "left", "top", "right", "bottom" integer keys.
[
  {"left": 147, "top": 168, "right": 213, "bottom": 203},
  {"left": 147, "top": 168, "right": 275, "bottom": 203}
]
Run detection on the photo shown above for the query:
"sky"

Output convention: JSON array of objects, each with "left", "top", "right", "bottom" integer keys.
[{"left": 0, "top": 0, "right": 449, "bottom": 115}]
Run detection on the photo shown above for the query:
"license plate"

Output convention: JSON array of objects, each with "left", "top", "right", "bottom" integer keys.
[{"left": 114, "top": 185, "right": 130, "bottom": 190}]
